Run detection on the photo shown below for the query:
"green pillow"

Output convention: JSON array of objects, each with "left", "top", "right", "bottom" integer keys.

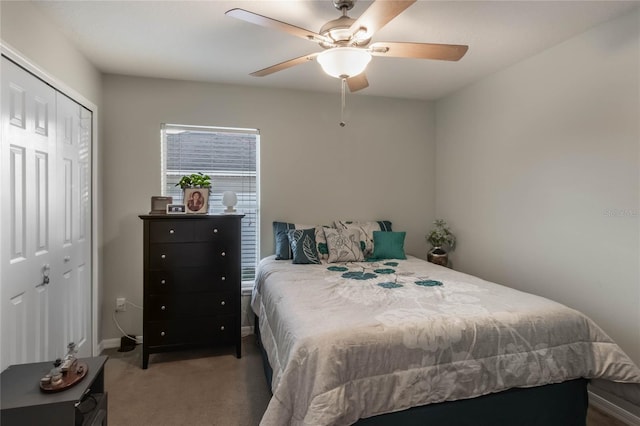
[{"left": 372, "top": 231, "right": 406, "bottom": 260}]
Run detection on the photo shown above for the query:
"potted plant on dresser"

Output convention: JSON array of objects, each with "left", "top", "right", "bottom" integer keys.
[
  {"left": 176, "top": 172, "right": 211, "bottom": 214},
  {"left": 426, "top": 219, "right": 456, "bottom": 267}
]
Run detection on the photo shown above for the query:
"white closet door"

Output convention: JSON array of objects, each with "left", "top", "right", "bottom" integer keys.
[
  {"left": 0, "top": 57, "right": 92, "bottom": 370},
  {"left": 53, "top": 93, "right": 92, "bottom": 359}
]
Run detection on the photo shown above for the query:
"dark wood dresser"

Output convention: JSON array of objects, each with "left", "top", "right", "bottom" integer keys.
[{"left": 139, "top": 214, "right": 244, "bottom": 369}]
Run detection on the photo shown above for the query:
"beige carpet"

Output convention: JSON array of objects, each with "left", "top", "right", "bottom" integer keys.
[
  {"left": 103, "top": 335, "right": 626, "bottom": 425},
  {"left": 103, "top": 335, "right": 270, "bottom": 425}
]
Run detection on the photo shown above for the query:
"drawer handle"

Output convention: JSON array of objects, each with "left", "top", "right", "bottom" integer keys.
[
  {"left": 160, "top": 279, "right": 166, "bottom": 284},
  {"left": 221, "top": 301, "right": 225, "bottom": 306},
  {"left": 161, "top": 254, "right": 166, "bottom": 259},
  {"left": 221, "top": 276, "right": 226, "bottom": 281},
  {"left": 160, "top": 331, "right": 166, "bottom": 337},
  {"left": 220, "top": 326, "right": 225, "bottom": 331},
  {"left": 169, "top": 229, "right": 174, "bottom": 234},
  {"left": 213, "top": 228, "right": 218, "bottom": 233},
  {"left": 221, "top": 252, "right": 226, "bottom": 257},
  {"left": 161, "top": 305, "right": 166, "bottom": 311}
]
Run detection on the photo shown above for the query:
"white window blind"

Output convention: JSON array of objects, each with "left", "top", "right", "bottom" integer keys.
[{"left": 161, "top": 124, "right": 259, "bottom": 286}]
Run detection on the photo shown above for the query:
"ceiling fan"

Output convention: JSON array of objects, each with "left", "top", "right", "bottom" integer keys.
[{"left": 225, "top": 0, "right": 469, "bottom": 93}]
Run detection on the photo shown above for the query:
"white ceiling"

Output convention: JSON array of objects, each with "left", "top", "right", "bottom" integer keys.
[{"left": 33, "top": 0, "right": 638, "bottom": 100}]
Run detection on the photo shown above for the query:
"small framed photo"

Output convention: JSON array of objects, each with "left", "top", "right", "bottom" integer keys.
[
  {"left": 184, "top": 188, "right": 209, "bottom": 214},
  {"left": 150, "top": 196, "right": 172, "bottom": 214},
  {"left": 166, "top": 204, "right": 186, "bottom": 214}
]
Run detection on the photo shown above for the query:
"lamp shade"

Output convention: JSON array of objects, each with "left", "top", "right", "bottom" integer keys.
[
  {"left": 222, "top": 191, "right": 237, "bottom": 213},
  {"left": 317, "top": 47, "right": 372, "bottom": 79}
]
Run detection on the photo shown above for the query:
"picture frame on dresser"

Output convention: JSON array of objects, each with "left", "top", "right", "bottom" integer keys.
[
  {"left": 150, "top": 195, "right": 172, "bottom": 214},
  {"left": 184, "top": 188, "right": 208, "bottom": 214}
]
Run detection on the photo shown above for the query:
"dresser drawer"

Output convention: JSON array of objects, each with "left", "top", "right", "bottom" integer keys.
[
  {"left": 149, "top": 221, "right": 194, "bottom": 243},
  {"left": 146, "top": 316, "right": 235, "bottom": 347},
  {"left": 193, "top": 220, "right": 236, "bottom": 243},
  {"left": 148, "top": 269, "right": 235, "bottom": 293},
  {"left": 149, "top": 243, "right": 231, "bottom": 269},
  {"left": 147, "top": 292, "right": 234, "bottom": 320}
]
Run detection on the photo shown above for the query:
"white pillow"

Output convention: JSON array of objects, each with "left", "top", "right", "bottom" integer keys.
[
  {"left": 334, "top": 220, "right": 391, "bottom": 257},
  {"left": 324, "top": 227, "right": 364, "bottom": 263}
]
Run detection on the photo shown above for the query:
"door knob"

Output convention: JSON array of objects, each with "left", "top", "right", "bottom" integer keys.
[{"left": 36, "top": 264, "right": 51, "bottom": 288}]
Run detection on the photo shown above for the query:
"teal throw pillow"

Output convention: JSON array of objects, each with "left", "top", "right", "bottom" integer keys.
[
  {"left": 372, "top": 231, "right": 406, "bottom": 260},
  {"left": 287, "top": 228, "right": 321, "bottom": 264},
  {"left": 273, "top": 221, "right": 296, "bottom": 259}
]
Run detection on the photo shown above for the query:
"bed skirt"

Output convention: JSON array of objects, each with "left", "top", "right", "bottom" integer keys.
[{"left": 254, "top": 316, "right": 588, "bottom": 426}]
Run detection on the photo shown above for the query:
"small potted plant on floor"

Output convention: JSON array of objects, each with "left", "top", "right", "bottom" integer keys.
[
  {"left": 426, "top": 219, "right": 456, "bottom": 267},
  {"left": 176, "top": 172, "right": 211, "bottom": 214}
]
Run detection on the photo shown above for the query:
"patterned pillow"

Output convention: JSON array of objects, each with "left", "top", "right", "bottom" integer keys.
[
  {"left": 334, "top": 220, "right": 393, "bottom": 257},
  {"left": 273, "top": 222, "right": 330, "bottom": 260},
  {"left": 287, "top": 228, "right": 321, "bottom": 264},
  {"left": 324, "top": 227, "right": 365, "bottom": 263},
  {"left": 311, "top": 225, "right": 330, "bottom": 260}
]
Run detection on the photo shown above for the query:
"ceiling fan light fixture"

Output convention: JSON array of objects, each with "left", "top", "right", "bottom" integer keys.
[{"left": 317, "top": 47, "right": 372, "bottom": 79}]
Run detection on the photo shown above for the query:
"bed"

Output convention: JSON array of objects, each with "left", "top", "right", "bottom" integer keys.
[{"left": 252, "top": 228, "right": 640, "bottom": 425}]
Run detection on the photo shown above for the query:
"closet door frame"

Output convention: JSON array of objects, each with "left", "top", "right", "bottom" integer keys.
[{"left": 1, "top": 44, "right": 100, "bottom": 357}]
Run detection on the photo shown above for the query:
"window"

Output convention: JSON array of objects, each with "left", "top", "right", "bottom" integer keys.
[{"left": 161, "top": 124, "right": 259, "bottom": 288}]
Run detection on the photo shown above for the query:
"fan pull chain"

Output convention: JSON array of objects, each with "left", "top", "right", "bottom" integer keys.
[{"left": 340, "top": 77, "right": 346, "bottom": 127}]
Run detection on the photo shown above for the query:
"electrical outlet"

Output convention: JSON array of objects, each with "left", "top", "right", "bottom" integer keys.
[{"left": 116, "top": 297, "right": 126, "bottom": 312}]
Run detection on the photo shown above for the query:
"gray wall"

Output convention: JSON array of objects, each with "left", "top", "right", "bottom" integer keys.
[
  {"left": 101, "top": 74, "right": 436, "bottom": 339},
  {"left": 435, "top": 10, "right": 640, "bottom": 366},
  {"left": 1, "top": 0, "right": 105, "bottom": 345},
  {"left": 1, "top": 1, "right": 102, "bottom": 104}
]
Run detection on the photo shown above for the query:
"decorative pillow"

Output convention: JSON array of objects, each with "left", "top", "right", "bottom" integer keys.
[
  {"left": 372, "top": 231, "right": 406, "bottom": 260},
  {"left": 334, "top": 220, "right": 393, "bottom": 257},
  {"left": 273, "top": 222, "right": 296, "bottom": 259},
  {"left": 273, "top": 222, "right": 331, "bottom": 260},
  {"left": 324, "top": 227, "right": 365, "bottom": 263},
  {"left": 313, "top": 225, "right": 330, "bottom": 260},
  {"left": 287, "top": 228, "right": 321, "bottom": 264}
]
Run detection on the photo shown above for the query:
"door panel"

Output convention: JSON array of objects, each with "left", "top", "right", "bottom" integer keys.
[
  {"left": 1, "top": 57, "right": 92, "bottom": 369},
  {"left": 1, "top": 58, "right": 56, "bottom": 369},
  {"left": 55, "top": 92, "right": 91, "bottom": 358}
]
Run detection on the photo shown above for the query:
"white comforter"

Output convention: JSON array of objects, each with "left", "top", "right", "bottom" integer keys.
[{"left": 252, "top": 255, "right": 640, "bottom": 425}]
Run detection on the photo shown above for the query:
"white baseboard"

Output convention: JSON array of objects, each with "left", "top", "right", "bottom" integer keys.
[
  {"left": 589, "top": 390, "right": 640, "bottom": 426},
  {"left": 242, "top": 326, "right": 255, "bottom": 337}
]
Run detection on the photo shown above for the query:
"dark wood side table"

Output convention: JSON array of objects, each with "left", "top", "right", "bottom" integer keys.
[{"left": 1, "top": 355, "right": 108, "bottom": 426}]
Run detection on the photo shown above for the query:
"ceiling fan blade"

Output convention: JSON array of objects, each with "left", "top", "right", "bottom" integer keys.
[
  {"left": 347, "top": 73, "right": 369, "bottom": 92},
  {"left": 250, "top": 52, "right": 320, "bottom": 77},
  {"left": 349, "top": 1, "right": 416, "bottom": 38},
  {"left": 226, "top": 8, "right": 332, "bottom": 45},
  {"left": 370, "top": 42, "right": 468, "bottom": 61}
]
